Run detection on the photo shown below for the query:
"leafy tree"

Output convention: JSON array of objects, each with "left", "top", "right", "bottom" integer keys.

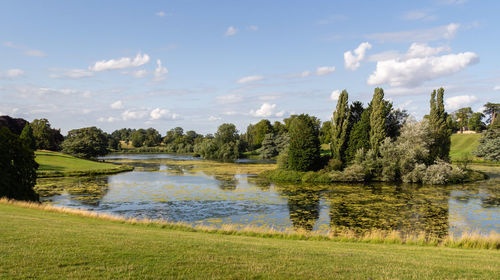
[
  {"left": 468, "top": 112, "right": 486, "bottom": 132},
  {"left": 483, "top": 102, "right": 500, "bottom": 126},
  {"left": 428, "top": 88, "right": 451, "bottom": 162},
  {"left": 252, "top": 119, "right": 273, "bottom": 149},
  {"left": 259, "top": 132, "right": 290, "bottom": 159},
  {"left": 61, "top": 127, "right": 109, "bottom": 159},
  {"left": 130, "top": 129, "right": 146, "bottom": 147},
  {"left": 386, "top": 107, "right": 408, "bottom": 139},
  {"left": 474, "top": 128, "right": 500, "bottom": 161},
  {"left": 319, "top": 121, "right": 332, "bottom": 144},
  {"left": 331, "top": 90, "right": 350, "bottom": 163},
  {"left": 31, "top": 118, "right": 64, "bottom": 151},
  {"left": 369, "top": 88, "right": 387, "bottom": 153},
  {"left": 287, "top": 114, "right": 321, "bottom": 171},
  {"left": 345, "top": 105, "right": 371, "bottom": 163},
  {"left": 0, "top": 127, "right": 39, "bottom": 201},
  {"left": 20, "top": 124, "right": 36, "bottom": 150},
  {"left": 272, "top": 121, "right": 287, "bottom": 135},
  {"left": 144, "top": 128, "right": 162, "bottom": 147},
  {"left": 455, "top": 107, "right": 473, "bottom": 132},
  {"left": 194, "top": 123, "right": 241, "bottom": 160}
]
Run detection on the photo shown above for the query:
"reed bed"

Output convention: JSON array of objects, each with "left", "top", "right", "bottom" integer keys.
[{"left": 1, "top": 197, "right": 498, "bottom": 250}]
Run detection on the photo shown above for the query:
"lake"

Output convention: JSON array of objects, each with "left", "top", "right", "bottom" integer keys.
[{"left": 36, "top": 154, "right": 500, "bottom": 237}]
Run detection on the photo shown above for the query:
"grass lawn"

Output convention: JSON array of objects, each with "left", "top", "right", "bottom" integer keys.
[
  {"left": 450, "top": 133, "right": 482, "bottom": 161},
  {"left": 0, "top": 201, "right": 499, "bottom": 279},
  {"left": 35, "top": 150, "right": 132, "bottom": 177}
]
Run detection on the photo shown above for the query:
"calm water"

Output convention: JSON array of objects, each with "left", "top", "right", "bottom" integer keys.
[{"left": 36, "top": 154, "right": 500, "bottom": 236}]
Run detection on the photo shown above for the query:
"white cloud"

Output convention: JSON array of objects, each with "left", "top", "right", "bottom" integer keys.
[
  {"left": 445, "top": 95, "right": 478, "bottom": 111},
  {"left": 216, "top": 94, "right": 244, "bottom": 104},
  {"left": 154, "top": 59, "right": 168, "bottom": 81},
  {"left": 367, "top": 23, "right": 460, "bottom": 43},
  {"left": 90, "top": 53, "right": 150, "bottom": 72},
  {"left": 24, "top": 49, "right": 47, "bottom": 57},
  {"left": 367, "top": 44, "right": 479, "bottom": 87},
  {"left": 98, "top": 116, "right": 120, "bottom": 123},
  {"left": 49, "top": 68, "right": 94, "bottom": 79},
  {"left": 316, "top": 66, "right": 336, "bottom": 76},
  {"left": 156, "top": 11, "right": 166, "bottom": 17},
  {"left": 150, "top": 108, "right": 179, "bottom": 120},
  {"left": 250, "top": 103, "right": 285, "bottom": 117},
  {"left": 4, "top": 41, "right": 47, "bottom": 57},
  {"left": 225, "top": 26, "right": 238, "bottom": 36},
  {"left": 330, "top": 89, "right": 341, "bottom": 101},
  {"left": 494, "top": 86, "right": 500, "bottom": 91},
  {"left": 402, "top": 10, "right": 437, "bottom": 21},
  {"left": 237, "top": 75, "right": 264, "bottom": 84},
  {"left": 132, "top": 69, "right": 148, "bottom": 78},
  {"left": 110, "top": 100, "right": 123, "bottom": 109},
  {"left": 300, "top": 70, "right": 311, "bottom": 77},
  {"left": 344, "top": 42, "right": 372, "bottom": 70},
  {"left": 1, "top": 69, "right": 24, "bottom": 78},
  {"left": 368, "top": 43, "right": 450, "bottom": 62},
  {"left": 248, "top": 25, "right": 259, "bottom": 31},
  {"left": 122, "top": 110, "right": 147, "bottom": 120},
  {"left": 208, "top": 115, "right": 222, "bottom": 121}
]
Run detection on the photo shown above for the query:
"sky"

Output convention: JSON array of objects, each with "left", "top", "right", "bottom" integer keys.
[{"left": 1, "top": 0, "right": 499, "bottom": 135}]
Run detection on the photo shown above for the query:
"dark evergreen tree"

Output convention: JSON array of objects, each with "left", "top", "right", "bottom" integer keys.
[
  {"left": 429, "top": 88, "right": 451, "bottom": 162},
  {"left": 331, "top": 90, "right": 350, "bottom": 163},
  {"left": 369, "top": 88, "right": 387, "bottom": 153},
  {"left": 345, "top": 106, "right": 371, "bottom": 163},
  {"left": 483, "top": 102, "right": 500, "bottom": 126},
  {"left": 0, "top": 127, "right": 39, "bottom": 201},
  {"left": 287, "top": 114, "right": 321, "bottom": 171}
]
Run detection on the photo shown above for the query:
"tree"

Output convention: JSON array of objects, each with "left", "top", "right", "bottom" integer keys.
[
  {"left": 474, "top": 128, "right": 500, "bottom": 161},
  {"left": 319, "top": 121, "right": 332, "bottom": 144},
  {"left": 31, "top": 118, "right": 64, "bottom": 151},
  {"left": 428, "top": 88, "right": 451, "bottom": 162},
  {"left": 331, "top": 90, "right": 350, "bottom": 163},
  {"left": 20, "top": 124, "right": 36, "bottom": 150},
  {"left": 130, "top": 129, "right": 146, "bottom": 147},
  {"left": 369, "top": 88, "right": 387, "bottom": 153},
  {"left": 0, "top": 127, "right": 39, "bottom": 201},
  {"left": 272, "top": 121, "right": 286, "bottom": 135},
  {"left": 252, "top": 120, "right": 273, "bottom": 149},
  {"left": 144, "top": 128, "right": 162, "bottom": 147},
  {"left": 455, "top": 107, "right": 473, "bottom": 132},
  {"left": 483, "top": 102, "right": 500, "bottom": 126},
  {"left": 386, "top": 108, "right": 408, "bottom": 139},
  {"left": 259, "top": 132, "right": 290, "bottom": 159},
  {"left": 194, "top": 123, "right": 241, "bottom": 160},
  {"left": 468, "top": 112, "right": 486, "bottom": 132},
  {"left": 345, "top": 105, "right": 371, "bottom": 163},
  {"left": 287, "top": 114, "right": 321, "bottom": 171},
  {"left": 61, "top": 127, "right": 109, "bottom": 159}
]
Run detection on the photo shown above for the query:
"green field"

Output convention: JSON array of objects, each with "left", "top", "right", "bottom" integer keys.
[
  {"left": 450, "top": 133, "right": 482, "bottom": 161},
  {"left": 35, "top": 150, "right": 132, "bottom": 177},
  {"left": 0, "top": 201, "right": 499, "bottom": 279}
]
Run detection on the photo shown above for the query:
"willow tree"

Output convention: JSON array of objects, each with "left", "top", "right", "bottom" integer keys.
[
  {"left": 369, "top": 88, "right": 386, "bottom": 153},
  {"left": 429, "top": 88, "right": 451, "bottom": 162},
  {"left": 331, "top": 90, "right": 350, "bottom": 163}
]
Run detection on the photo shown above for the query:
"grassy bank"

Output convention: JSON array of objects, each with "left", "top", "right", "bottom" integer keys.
[
  {"left": 0, "top": 199, "right": 499, "bottom": 279},
  {"left": 36, "top": 151, "right": 133, "bottom": 178}
]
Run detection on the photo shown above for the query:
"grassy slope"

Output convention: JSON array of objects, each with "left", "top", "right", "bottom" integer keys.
[
  {"left": 1, "top": 203, "right": 499, "bottom": 279},
  {"left": 450, "top": 133, "right": 482, "bottom": 161},
  {"left": 35, "top": 151, "right": 131, "bottom": 177}
]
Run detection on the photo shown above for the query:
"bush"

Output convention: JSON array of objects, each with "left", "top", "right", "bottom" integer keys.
[
  {"left": 326, "top": 158, "right": 343, "bottom": 171},
  {"left": 422, "top": 159, "right": 464, "bottom": 185}
]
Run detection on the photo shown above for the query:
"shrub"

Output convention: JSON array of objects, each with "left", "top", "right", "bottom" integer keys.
[{"left": 422, "top": 159, "right": 464, "bottom": 185}]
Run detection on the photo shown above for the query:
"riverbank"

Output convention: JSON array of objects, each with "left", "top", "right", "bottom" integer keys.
[
  {"left": 0, "top": 199, "right": 499, "bottom": 279},
  {"left": 36, "top": 151, "right": 133, "bottom": 178}
]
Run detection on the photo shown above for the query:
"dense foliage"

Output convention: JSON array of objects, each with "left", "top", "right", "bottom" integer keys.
[
  {"left": 0, "top": 127, "right": 39, "bottom": 201},
  {"left": 194, "top": 123, "right": 242, "bottom": 160},
  {"left": 331, "top": 90, "right": 350, "bottom": 164},
  {"left": 428, "top": 88, "right": 452, "bottom": 162},
  {"left": 287, "top": 114, "right": 321, "bottom": 171},
  {"left": 61, "top": 127, "right": 109, "bottom": 159},
  {"left": 31, "top": 118, "right": 64, "bottom": 151},
  {"left": 474, "top": 128, "right": 500, "bottom": 161}
]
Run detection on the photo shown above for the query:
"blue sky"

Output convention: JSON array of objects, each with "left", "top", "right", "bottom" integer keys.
[{"left": 1, "top": 0, "right": 499, "bottom": 134}]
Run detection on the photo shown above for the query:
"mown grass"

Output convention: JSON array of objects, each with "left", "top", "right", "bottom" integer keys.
[
  {"left": 0, "top": 199, "right": 499, "bottom": 279},
  {"left": 35, "top": 150, "right": 133, "bottom": 177},
  {"left": 449, "top": 133, "right": 499, "bottom": 165}
]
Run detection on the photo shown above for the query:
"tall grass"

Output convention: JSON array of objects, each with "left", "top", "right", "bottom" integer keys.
[{"left": 2, "top": 197, "right": 498, "bottom": 250}]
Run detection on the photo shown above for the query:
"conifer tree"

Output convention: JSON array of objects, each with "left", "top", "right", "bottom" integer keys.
[
  {"left": 345, "top": 104, "right": 370, "bottom": 163},
  {"left": 429, "top": 88, "right": 451, "bottom": 162},
  {"left": 369, "top": 88, "right": 386, "bottom": 153},
  {"left": 331, "top": 90, "right": 350, "bottom": 163}
]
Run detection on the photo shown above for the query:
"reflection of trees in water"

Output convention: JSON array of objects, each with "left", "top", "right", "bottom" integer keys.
[
  {"left": 327, "top": 184, "right": 450, "bottom": 239},
  {"left": 247, "top": 176, "right": 271, "bottom": 191},
  {"left": 37, "top": 176, "right": 110, "bottom": 206},
  {"left": 214, "top": 175, "right": 238, "bottom": 190},
  {"left": 450, "top": 183, "right": 500, "bottom": 208},
  {"left": 277, "top": 185, "right": 321, "bottom": 231}
]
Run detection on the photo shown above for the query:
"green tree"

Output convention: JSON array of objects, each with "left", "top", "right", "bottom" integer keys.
[
  {"left": 144, "top": 128, "right": 162, "bottom": 147},
  {"left": 287, "top": 114, "right": 321, "bottom": 171},
  {"left": 369, "top": 88, "right": 387, "bottom": 153},
  {"left": 331, "top": 90, "right": 350, "bottom": 163},
  {"left": 455, "top": 107, "right": 473, "bottom": 132},
  {"left": 473, "top": 128, "right": 500, "bottom": 161},
  {"left": 319, "top": 121, "right": 332, "bottom": 144},
  {"left": 20, "top": 124, "right": 36, "bottom": 150},
  {"left": 468, "top": 112, "right": 486, "bottom": 132},
  {"left": 0, "top": 127, "right": 39, "bottom": 201},
  {"left": 428, "top": 88, "right": 451, "bottom": 162},
  {"left": 61, "top": 127, "right": 109, "bottom": 159},
  {"left": 31, "top": 118, "right": 64, "bottom": 151},
  {"left": 483, "top": 102, "right": 500, "bottom": 126},
  {"left": 130, "top": 129, "right": 146, "bottom": 147},
  {"left": 345, "top": 105, "right": 371, "bottom": 163}
]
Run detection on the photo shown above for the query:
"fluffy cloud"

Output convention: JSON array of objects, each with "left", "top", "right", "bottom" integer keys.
[
  {"left": 367, "top": 44, "right": 479, "bottom": 87},
  {"left": 122, "top": 110, "right": 147, "bottom": 120},
  {"left": 367, "top": 23, "right": 460, "bottom": 43},
  {"left": 49, "top": 68, "right": 94, "bottom": 79},
  {"left": 1, "top": 69, "right": 24, "bottom": 78},
  {"left": 445, "top": 95, "right": 478, "bottom": 111},
  {"left": 237, "top": 75, "right": 264, "bottom": 84},
  {"left": 225, "top": 26, "right": 238, "bottom": 36},
  {"left": 110, "top": 100, "right": 123, "bottom": 109},
  {"left": 132, "top": 69, "right": 148, "bottom": 78},
  {"left": 154, "top": 59, "right": 168, "bottom": 81},
  {"left": 90, "top": 53, "right": 150, "bottom": 72},
  {"left": 344, "top": 42, "right": 372, "bottom": 70},
  {"left": 494, "top": 86, "right": 500, "bottom": 91},
  {"left": 150, "top": 108, "right": 179, "bottom": 120},
  {"left": 250, "top": 103, "right": 285, "bottom": 117},
  {"left": 97, "top": 116, "right": 120, "bottom": 123},
  {"left": 330, "top": 89, "right": 341, "bottom": 101},
  {"left": 316, "top": 66, "right": 336, "bottom": 76}
]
